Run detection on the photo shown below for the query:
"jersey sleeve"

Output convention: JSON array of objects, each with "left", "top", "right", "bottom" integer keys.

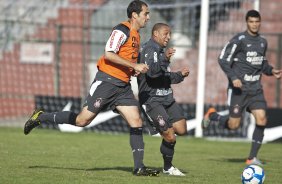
[
  {"left": 261, "top": 41, "right": 273, "bottom": 76},
  {"left": 169, "top": 71, "right": 184, "bottom": 84},
  {"left": 105, "top": 24, "right": 129, "bottom": 53},
  {"left": 218, "top": 35, "right": 242, "bottom": 81},
  {"left": 142, "top": 46, "right": 184, "bottom": 83}
]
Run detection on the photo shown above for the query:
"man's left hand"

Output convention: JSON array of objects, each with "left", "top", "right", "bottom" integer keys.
[
  {"left": 272, "top": 69, "right": 282, "bottom": 79},
  {"left": 181, "top": 67, "right": 190, "bottom": 77}
]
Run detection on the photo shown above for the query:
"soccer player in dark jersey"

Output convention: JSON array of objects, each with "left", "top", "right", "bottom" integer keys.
[
  {"left": 24, "top": 0, "right": 160, "bottom": 176},
  {"left": 138, "top": 23, "right": 190, "bottom": 176},
  {"left": 202, "top": 10, "right": 282, "bottom": 165}
]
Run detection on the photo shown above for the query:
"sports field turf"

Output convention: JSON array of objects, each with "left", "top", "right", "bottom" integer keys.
[{"left": 0, "top": 127, "right": 281, "bottom": 184}]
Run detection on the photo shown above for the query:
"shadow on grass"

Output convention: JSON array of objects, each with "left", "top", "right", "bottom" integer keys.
[
  {"left": 28, "top": 165, "right": 163, "bottom": 173},
  {"left": 210, "top": 158, "right": 246, "bottom": 163},
  {"left": 29, "top": 165, "right": 132, "bottom": 173},
  {"left": 225, "top": 158, "right": 246, "bottom": 163},
  {"left": 210, "top": 157, "right": 269, "bottom": 165}
]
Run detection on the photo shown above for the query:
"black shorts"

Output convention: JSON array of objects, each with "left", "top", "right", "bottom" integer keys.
[
  {"left": 84, "top": 80, "right": 139, "bottom": 113},
  {"left": 142, "top": 101, "right": 186, "bottom": 132},
  {"left": 229, "top": 89, "right": 267, "bottom": 118}
]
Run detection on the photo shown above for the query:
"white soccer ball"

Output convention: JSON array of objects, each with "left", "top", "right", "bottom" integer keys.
[{"left": 241, "top": 165, "right": 265, "bottom": 184}]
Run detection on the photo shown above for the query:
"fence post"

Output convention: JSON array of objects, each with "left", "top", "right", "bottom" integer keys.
[
  {"left": 276, "top": 34, "right": 282, "bottom": 107},
  {"left": 55, "top": 24, "right": 62, "bottom": 96},
  {"left": 195, "top": 0, "right": 209, "bottom": 138}
]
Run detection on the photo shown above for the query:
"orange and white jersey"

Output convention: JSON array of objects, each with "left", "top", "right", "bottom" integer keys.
[{"left": 97, "top": 21, "right": 140, "bottom": 83}]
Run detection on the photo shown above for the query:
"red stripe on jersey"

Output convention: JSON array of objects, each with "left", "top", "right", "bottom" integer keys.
[
  {"left": 115, "top": 34, "right": 125, "bottom": 53},
  {"left": 109, "top": 30, "right": 118, "bottom": 48}
]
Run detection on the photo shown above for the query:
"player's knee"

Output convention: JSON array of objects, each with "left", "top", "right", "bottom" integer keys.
[
  {"left": 162, "top": 131, "right": 176, "bottom": 142},
  {"left": 228, "top": 124, "right": 239, "bottom": 130},
  {"left": 76, "top": 120, "right": 90, "bottom": 127},
  {"left": 175, "top": 128, "right": 187, "bottom": 136},
  {"left": 255, "top": 116, "right": 267, "bottom": 126},
  {"left": 131, "top": 117, "right": 143, "bottom": 127},
  {"left": 76, "top": 116, "right": 92, "bottom": 127},
  {"left": 173, "top": 119, "right": 187, "bottom": 135},
  {"left": 228, "top": 120, "right": 240, "bottom": 130},
  {"left": 165, "top": 135, "right": 176, "bottom": 143}
]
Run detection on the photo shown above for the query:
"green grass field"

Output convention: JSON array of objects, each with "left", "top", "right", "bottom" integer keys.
[{"left": 0, "top": 127, "right": 281, "bottom": 184}]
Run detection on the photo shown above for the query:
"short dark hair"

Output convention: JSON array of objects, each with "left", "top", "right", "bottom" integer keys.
[
  {"left": 127, "top": 0, "right": 148, "bottom": 18},
  {"left": 245, "top": 10, "right": 261, "bottom": 21},
  {"left": 152, "top": 23, "right": 169, "bottom": 35}
]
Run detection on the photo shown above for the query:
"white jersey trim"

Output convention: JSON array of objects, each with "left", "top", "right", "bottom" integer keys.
[
  {"left": 142, "top": 105, "right": 153, "bottom": 122},
  {"left": 226, "top": 44, "right": 237, "bottom": 62},
  {"left": 89, "top": 80, "right": 102, "bottom": 96},
  {"left": 227, "top": 88, "right": 232, "bottom": 106}
]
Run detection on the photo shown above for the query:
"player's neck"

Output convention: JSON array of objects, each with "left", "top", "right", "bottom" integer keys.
[
  {"left": 247, "top": 30, "right": 258, "bottom": 37},
  {"left": 128, "top": 19, "right": 140, "bottom": 31}
]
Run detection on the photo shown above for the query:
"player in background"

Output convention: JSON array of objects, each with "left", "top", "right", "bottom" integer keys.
[
  {"left": 138, "top": 23, "right": 190, "bottom": 176},
  {"left": 24, "top": 0, "right": 160, "bottom": 176},
  {"left": 202, "top": 10, "right": 282, "bottom": 165}
]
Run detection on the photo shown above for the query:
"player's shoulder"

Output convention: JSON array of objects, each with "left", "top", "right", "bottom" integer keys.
[
  {"left": 233, "top": 32, "right": 247, "bottom": 41},
  {"left": 258, "top": 34, "right": 267, "bottom": 43},
  {"left": 113, "top": 23, "right": 130, "bottom": 38},
  {"left": 141, "top": 39, "right": 159, "bottom": 53}
]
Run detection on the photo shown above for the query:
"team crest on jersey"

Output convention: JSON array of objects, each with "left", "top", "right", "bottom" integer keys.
[
  {"left": 157, "top": 115, "right": 165, "bottom": 126},
  {"left": 261, "top": 43, "right": 264, "bottom": 48},
  {"left": 94, "top": 98, "right": 103, "bottom": 108},
  {"left": 233, "top": 105, "right": 240, "bottom": 114}
]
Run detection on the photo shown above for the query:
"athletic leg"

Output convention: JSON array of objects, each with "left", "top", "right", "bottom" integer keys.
[
  {"left": 147, "top": 102, "right": 185, "bottom": 176},
  {"left": 246, "top": 109, "right": 266, "bottom": 165},
  {"left": 38, "top": 106, "right": 97, "bottom": 127},
  {"left": 117, "top": 105, "right": 159, "bottom": 176},
  {"left": 24, "top": 80, "right": 112, "bottom": 134},
  {"left": 160, "top": 129, "right": 176, "bottom": 170}
]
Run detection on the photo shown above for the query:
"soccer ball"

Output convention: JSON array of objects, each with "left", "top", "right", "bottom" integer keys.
[{"left": 241, "top": 165, "right": 265, "bottom": 184}]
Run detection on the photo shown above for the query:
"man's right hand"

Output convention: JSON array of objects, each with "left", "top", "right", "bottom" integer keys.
[
  {"left": 133, "top": 63, "right": 149, "bottom": 73},
  {"left": 232, "top": 79, "right": 242, "bottom": 88}
]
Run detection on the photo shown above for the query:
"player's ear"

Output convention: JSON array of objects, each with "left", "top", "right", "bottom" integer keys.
[
  {"left": 153, "top": 30, "right": 158, "bottom": 37},
  {"left": 132, "top": 12, "right": 138, "bottom": 19}
]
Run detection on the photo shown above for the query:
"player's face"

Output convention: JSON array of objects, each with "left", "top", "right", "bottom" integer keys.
[
  {"left": 136, "top": 5, "right": 150, "bottom": 29},
  {"left": 155, "top": 26, "right": 171, "bottom": 47},
  {"left": 246, "top": 17, "right": 261, "bottom": 36}
]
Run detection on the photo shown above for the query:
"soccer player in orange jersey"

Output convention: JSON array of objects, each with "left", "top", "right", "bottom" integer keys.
[{"left": 24, "top": 0, "right": 160, "bottom": 176}]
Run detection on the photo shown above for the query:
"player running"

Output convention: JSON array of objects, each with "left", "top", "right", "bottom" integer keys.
[
  {"left": 138, "top": 23, "right": 190, "bottom": 176},
  {"left": 24, "top": 0, "right": 160, "bottom": 176},
  {"left": 202, "top": 10, "right": 282, "bottom": 166}
]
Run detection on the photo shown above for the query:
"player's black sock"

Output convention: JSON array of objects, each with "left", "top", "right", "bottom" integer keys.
[
  {"left": 221, "top": 115, "right": 231, "bottom": 129},
  {"left": 160, "top": 139, "right": 176, "bottom": 170},
  {"left": 130, "top": 127, "right": 145, "bottom": 170},
  {"left": 39, "top": 111, "right": 77, "bottom": 125},
  {"left": 209, "top": 112, "right": 220, "bottom": 121},
  {"left": 248, "top": 125, "right": 265, "bottom": 159},
  {"left": 210, "top": 113, "right": 229, "bottom": 129}
]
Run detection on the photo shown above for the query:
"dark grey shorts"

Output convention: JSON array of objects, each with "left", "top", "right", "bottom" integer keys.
[
  {"left": 142, "top": 101, "right": 186, "bottom": 132},
  {"left": 229, "top": 89, "right": 267, "bottom": 118},
  {"left": 84, "top": 80, "right": 139, "bottom": 113}
]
